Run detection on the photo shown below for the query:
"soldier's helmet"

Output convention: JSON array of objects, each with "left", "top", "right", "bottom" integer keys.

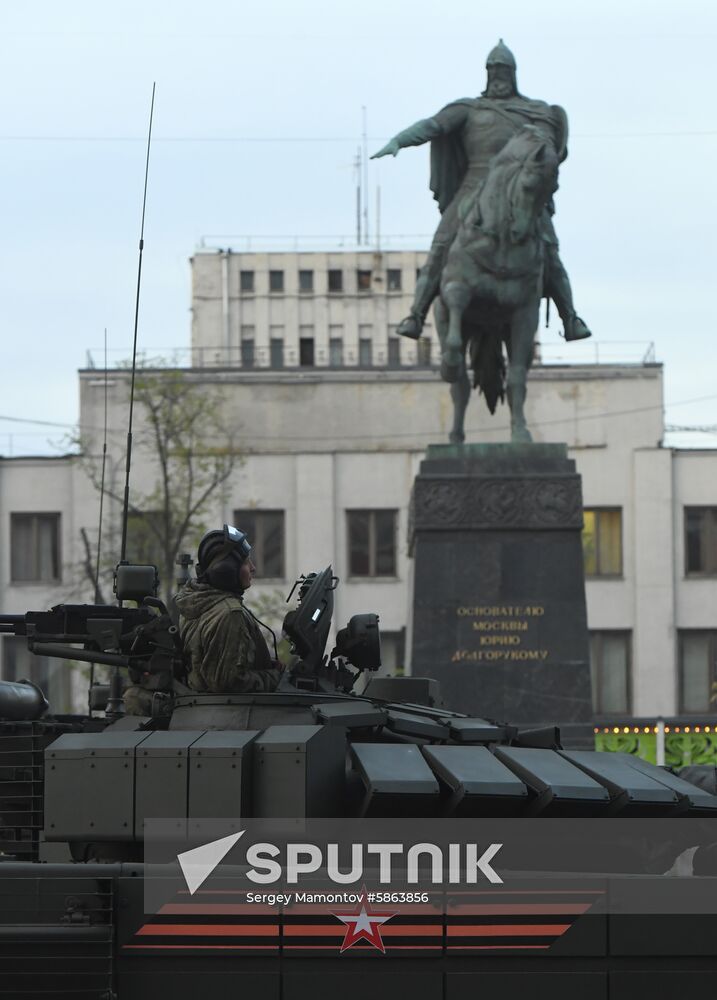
[
  {"left": 196, "top": 524, "right": 252, "bottom": 579},
  {"left": 486, "top": 38, "right": 517, "bottom": 70}
]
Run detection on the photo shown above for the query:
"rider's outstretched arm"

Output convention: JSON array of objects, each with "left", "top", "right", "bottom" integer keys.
[{"left": 372, "top": 104, "right": 468, "bottom": 158}]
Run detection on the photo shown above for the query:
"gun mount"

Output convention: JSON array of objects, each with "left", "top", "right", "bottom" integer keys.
[
  {"left": 0, "top": 598, "right": 184, "bottom": 714},
  {"left": 282, "top": 566, "right": 381, "bottom": 694}
]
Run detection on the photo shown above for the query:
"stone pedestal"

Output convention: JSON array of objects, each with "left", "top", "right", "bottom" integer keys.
[{"left": 408, "top": 443, "right": 593, "bottom": 728}]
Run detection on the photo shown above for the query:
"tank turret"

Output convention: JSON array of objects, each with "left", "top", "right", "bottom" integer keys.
[{"left": 2, "top": 565, "right": 716, "bottom": 864}]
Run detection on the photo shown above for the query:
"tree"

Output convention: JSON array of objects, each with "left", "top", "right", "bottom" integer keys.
[{"left": 78, "top": 363, "right": 242, "bottom": 605}]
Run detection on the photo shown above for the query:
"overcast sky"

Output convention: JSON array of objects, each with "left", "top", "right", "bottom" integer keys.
[{"left": 1, "top": 0, "right": 716, "bottom": 454}]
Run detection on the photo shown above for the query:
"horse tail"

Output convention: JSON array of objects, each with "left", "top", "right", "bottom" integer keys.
[{"left": 469, "top": 326, "right": 506, "bottom": 414}]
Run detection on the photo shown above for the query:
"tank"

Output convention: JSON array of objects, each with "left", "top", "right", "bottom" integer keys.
[{"left": 1, "top": 565, "right": 717, "bottom": 999}]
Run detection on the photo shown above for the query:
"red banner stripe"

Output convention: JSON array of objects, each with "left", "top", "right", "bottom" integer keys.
[
  {"left": 123, "top": 944, "right": 279, "bottom": 950},
  {"left": 158, "top": 903, "right": 275, "bottom": 915},
  {"left": 283, "top": 924, "right": 442, "bottom": 937},
  {"left": 285, "top": 905, "right": 441, "bottom": 915},
  {"left": 446, "top": 890, "right": 604, "bottom": 896},
  {"left": 136, "top": 923, "right": 278, "bottom": 937},
  {"left": 283, "top": 944, "right": 443, "bottom": 950},
  {"left": 448, "top": 903, "right": 591, "bottom": 915},
  {"left": 176, "top": 890, "right": 266, "bottom": 896},
  {"left": 448, "top": 923, "right": 570, "bottom": 937},
  {"left": 448, "top": 943, "right": 551, "bottom": 950}
]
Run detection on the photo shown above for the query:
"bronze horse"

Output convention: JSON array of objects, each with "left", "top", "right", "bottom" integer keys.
[{"left": 434, "top": 126, "right": 559, "bottom": 443}]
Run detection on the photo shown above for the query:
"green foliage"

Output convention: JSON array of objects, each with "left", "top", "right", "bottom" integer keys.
[
  {"left": 595, "top": 731, "right": 656, "bottom": 763},
  {"left": 595, "top": 730, "right": 717, "bottom": 767}
]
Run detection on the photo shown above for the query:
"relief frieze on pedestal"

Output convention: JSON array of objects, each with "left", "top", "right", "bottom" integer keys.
[{"left": 412, "top": 475, "right": 583, "bottom": 532}]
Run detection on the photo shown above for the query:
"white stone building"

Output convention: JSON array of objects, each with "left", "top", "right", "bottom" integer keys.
[
  {"left": 1, "top": 249, "right": 716, "bottom": 723},
  {"left": 190, "top": 248, "right": 433, "bottom": 369}
]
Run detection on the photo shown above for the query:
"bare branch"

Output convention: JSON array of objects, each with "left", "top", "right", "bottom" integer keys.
[
  {"left": 78, "top": 362, "right": 244, "bottom": 604},
  {"left": 80, "top": 527, "right": 107, "bottom": 604}
]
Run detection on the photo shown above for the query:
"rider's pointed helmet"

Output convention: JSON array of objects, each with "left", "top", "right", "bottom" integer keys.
[{"left": 486, "top": 39, "right": 517, "bottom": 70}]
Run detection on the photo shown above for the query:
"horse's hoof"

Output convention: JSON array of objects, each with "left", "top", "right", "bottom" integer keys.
[
  {"left": 449, "top": 431, "right": 465, "bottom": 444},
  {"left": 397, "top": 315, "right": 422, "bottom": 340},
  {"left": 511, "top": 426, "right": 533, "bottom": 443}
]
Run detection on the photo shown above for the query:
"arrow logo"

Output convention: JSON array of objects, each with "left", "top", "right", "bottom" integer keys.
[{"left": 177, "top": 831, "right": 245, "bottom": 895}]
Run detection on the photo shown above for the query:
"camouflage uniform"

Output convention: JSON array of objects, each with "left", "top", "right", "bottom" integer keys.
[
  {"left": 123, "top": 684, "right": 169, "bottom": 717},
  {"left": 174, "top": 581, "right": 281, "bottom": 693},
  {"left": 123, "top": 685, "right": 151, "bottom": 716}
]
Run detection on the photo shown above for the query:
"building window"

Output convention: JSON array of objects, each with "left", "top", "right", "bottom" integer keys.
[
  {"left": 388, "top": 336, "right": 401, "bottom": 368},
  {"left": 388, "top": 324, "right": 401, "bottom": 367},
  {"left": 347, "top": 510, "right": 397, "bottom": 577},
  {"left": 380, "top": 629, "right": 406, "bottom": 675},
  {"left": 239, "top": 325, "right": 255, "bottom": 368},
  {"left": 582, "top": 508, "right": 622, "bottom": 576},
  {"left": 357, "top": 269, "right": 372, "bottom": 292},
  {"left": 387, "top": 268, "right": 402, "bottom": 291},
  {"left": 329, "top": 338, "right": 343, "bottom": 366},
  {"left": 328, "top": 269, "right": 343, "bottom": 293},
  {"left": 298, "top": 270, "right": 314, "bottom": 294},
  {"left": 679, "top": 631, "right": 717, "bottom": 713},
  {"left": 590, "top": 631, "right": 631, "bottom": 715},
  {"left": 240, "top": 339, "right": 255, "bottom": 369},
  {"left": 269, "top": 338, "right": 284, "bottom": 369},
  {"left": 685, "top": 507, "right": 717, "bottom": 575},
  {"left": 239, "top": 270, "right": 254, "bottom": 293},
  {"left": 269, "top": 270, "right": 284, "bottom": 293},
  {"left": 10, "top": 513, "right": 61, "bottom": 582},
  {"left": 299, "top": 338, "right": 315, "bottom": 367},
  {"left": 233, "top": 510, "right": 285, "bottom": 579},
  {"left": 358, "top": 325, "right": 373, "bottom": 366},
  {"left": 416, "top": 337, "right": 432, "bottom": 366}
]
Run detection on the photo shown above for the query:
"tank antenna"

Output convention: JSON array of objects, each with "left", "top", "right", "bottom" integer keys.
[
  {"left": 88, "top": 327, "right": 109, "bottom": 713},
  {"left": 94, "top": 327, "right": 109, "bottom": 603},
  {"left": 119, "top": 82, "right": 156, "bottom": 565},
  {"left": 361, "top": 105, "right": 369, "bottom": 245}
]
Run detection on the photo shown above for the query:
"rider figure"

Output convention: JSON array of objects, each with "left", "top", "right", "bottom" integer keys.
[{"left": 372, "top": 40, "right": 591, "bottom": 344}]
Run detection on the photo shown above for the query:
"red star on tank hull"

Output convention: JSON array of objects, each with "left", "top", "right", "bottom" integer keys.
[{"left": 332, "top": 888, "right": 398, "bottom": 953}]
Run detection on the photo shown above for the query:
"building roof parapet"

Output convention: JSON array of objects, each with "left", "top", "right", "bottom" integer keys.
[
  {"left": 82, "top": 343, "right": 660, "bottom": 372},
  {"left": 193, "top": 238, "right": 432, "bottom": 254},
  {"left": 78, "top": 364, "right": 663, "bottom": 388}
]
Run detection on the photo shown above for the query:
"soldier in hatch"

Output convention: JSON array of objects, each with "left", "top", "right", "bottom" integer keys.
[{"left": 174, "top": 524, "right": 283, "bottom": 693}]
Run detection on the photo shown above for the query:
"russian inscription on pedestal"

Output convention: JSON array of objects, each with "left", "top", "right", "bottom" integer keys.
[
  {"left": 408, "top": 444, "right": 593, "bottom": 727},
  {"left": 452, "top": 603, "right": 547, "bottom": 664}
]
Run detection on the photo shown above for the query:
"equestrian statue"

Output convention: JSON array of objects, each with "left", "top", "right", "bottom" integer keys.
[{"left": 373, "top": 40, "right": 591, "bottom": 443}]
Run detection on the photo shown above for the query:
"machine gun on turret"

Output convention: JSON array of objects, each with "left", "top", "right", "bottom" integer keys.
[{"left": 0, "top": 563, "right": 184, "bottom": 720}]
